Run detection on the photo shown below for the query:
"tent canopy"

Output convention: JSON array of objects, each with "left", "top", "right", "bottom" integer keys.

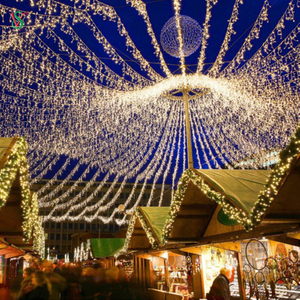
[
  {"left": 0, "top": 137, "right": 14, "bottom": 163},
  {"left": 139, "top": 207, "right": 170, "bottom": 243},
  {"left": 195, "top": 170, "right": 271, "bottom": 213},
  {"left": 91, "top": 238, "right": 125, "bottom": 258}
]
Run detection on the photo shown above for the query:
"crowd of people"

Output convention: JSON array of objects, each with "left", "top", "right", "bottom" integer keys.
[{"left": 11, "top": 260, "right": 148, "bottom": 300}]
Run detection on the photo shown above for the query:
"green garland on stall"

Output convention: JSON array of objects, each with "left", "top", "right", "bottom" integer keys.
[
  {"left": 31, "top": 193, "right": 46, "bottom": 258},
  {"left": 136, "top": 209, "right": 158, "bottom": 249},
  {"left": 247, "top": 127, "right": 300, "bottom": 229},
  {"left": 161, "top": 170, "right": 191, "bottom": 245},
  {"left": 161, "top": 169, "right": 245, "bottom": 244},
  {"left": 115, "top": 208, "right": 159, "bottom": 257},
  {"left": 115, "top": 211, "right": 138, "bottom": 257}
]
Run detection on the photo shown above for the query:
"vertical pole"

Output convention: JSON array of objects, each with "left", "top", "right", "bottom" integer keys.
[
  {"left": 236, "top": 252, "right": 246, "bottom": 300},
  {"left": 183, "top": 88, "right": 194, "bottom": 169}
]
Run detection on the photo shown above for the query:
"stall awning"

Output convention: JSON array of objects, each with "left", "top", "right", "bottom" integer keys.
[
  {"left": 90, "top": 238, "right": 125, "bottom": 258},
  {"left": 195, "top": 170, "right": 271, "bottom": 213},
  {"left": 0, "top": 137, "right": 14, "bottom": 162},
  {"left": 139, "top": 207, "right": 170, "bottom": 243}
]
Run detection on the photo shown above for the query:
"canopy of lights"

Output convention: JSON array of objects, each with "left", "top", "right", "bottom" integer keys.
[{"left": 0, "top": 0, "right": 300, "bottom": 224}]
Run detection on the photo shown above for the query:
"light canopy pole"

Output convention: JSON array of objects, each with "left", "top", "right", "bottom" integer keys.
[
  {"left": 183, "top": 88, "right": 194, "bottom": 169},
  {"left": 161, "top": 12, "right": 203, "bottom": 170}
]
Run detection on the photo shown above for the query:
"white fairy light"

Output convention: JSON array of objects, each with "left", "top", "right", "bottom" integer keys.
[{"left": 0, "top": 0, "right": 299, "bottom": 224}]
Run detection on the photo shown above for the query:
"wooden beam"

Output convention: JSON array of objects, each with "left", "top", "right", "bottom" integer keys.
[
  {"left": 128, "top": 247, "right": 152, "bottom": 251},
  {"left": 263, "top": 214, "right": 300, "bottom": 222},
  {"left": 236, "top": 252, "right": 246, "bottom": 300},
  {"left": 192, "top": 254, "right": 204, "bottom": 299},
  {"left": 132, "top": 233, "right": 147, "bottom": 237},
  {"left": 267, "top": 236, "right": 300, "bottom": 247},
  {"left": 197, "top": 223, "right": 300, "bottom": 245},
  {"left": 167, "top": 237, "right": 198, "bottom": 242}
]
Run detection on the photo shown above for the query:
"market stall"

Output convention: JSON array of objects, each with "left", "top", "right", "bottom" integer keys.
[
  {"left": 120, "top": 131, "right": 300, "bottom": 300},
  {"left": 73, "top": 237, "right": 130, "bottom": 274},
  {"left": 90, "top": 238, "right": 126, "bottom": 269},
  {"left": 0, "top": 137, "right": 45, "bottom": 286}
]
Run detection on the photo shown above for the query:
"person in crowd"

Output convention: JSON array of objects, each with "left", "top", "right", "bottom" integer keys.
[
  {"left": 16, "top": 268, "right": 34, "bottom": 300},
  {"left": 53, "top": 262, "right": 61, "bottom": 275},
  {"left": 206, "top": 267, "right": 231, "bottom": 300},
  {"left": 80, "top": 267, "right": 98, "bottom": 300},
  {"left": 61, "top": 267, "right": 81, "bottom": 300},
  {"left": 26, "top": 270, "right": 51, "bottom": 300},
  {"left": 42, "top": 261, "right": 67, "bottom": 300}
]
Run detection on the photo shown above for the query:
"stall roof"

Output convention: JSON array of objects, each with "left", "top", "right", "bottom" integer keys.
[
  {"left": 195, "top": 170, "right": 271, "bottom": 214},
  {"left": 139, "top": 207, "right": 170, "bottom": 244},
  {"left": 0, "top": 137, "right": 14, "bottom": 162},
  {"left": 90, "top": 238, "right": 125, "bottom": 258},
  {"left": 0, "top": 239, "right": 25, "bottom": 259},
  {"left": 0, "top": 137, "right": 43, "bottom": 253},
  {"left": 162, "top": 129, "right": 300, "bottom": 246}
]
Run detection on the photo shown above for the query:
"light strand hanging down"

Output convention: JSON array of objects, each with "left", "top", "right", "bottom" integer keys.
[{"left": 0, "top": 0, "right": 300, "bottom": 224}]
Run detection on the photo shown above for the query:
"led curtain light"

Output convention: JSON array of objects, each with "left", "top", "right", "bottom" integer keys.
[{"left": 0, "top": 0, "right": 299, "bottom": 223}]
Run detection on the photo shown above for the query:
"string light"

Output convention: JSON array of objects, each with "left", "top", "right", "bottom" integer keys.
[{"left": 0, "top": 1, "right": 299, "bottom": 225}]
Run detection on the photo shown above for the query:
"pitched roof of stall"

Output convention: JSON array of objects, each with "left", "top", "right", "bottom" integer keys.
[
  {"left": 0, "top": 137, "right": 43, "bottom": 249},
  {"left": 195, "top": 169, "right": 271, "bottom": 213},
  {"left": 0, "top": 137, "right": 14, "bottom": 163},
  {"left": 90, "top": 238, "right": 125, "bottom": 258},
  {"left": 139, "top": 207, "right": 170, "bottom": 243}
]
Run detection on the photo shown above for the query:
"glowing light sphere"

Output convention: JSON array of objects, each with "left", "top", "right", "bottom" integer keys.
[{"left": 160, "top": 15, "right": 202, "bottom": 58}]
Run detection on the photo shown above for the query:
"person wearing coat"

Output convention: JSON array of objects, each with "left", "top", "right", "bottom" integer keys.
[
  {"left": 207, "top": 268, "right": 231, "bottom": 300},
  {"left": 26, "top": 271, "right": 51, "bottom": 300}
]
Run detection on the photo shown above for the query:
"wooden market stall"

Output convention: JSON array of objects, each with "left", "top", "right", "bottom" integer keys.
[
  {"left": 119, "top": 207, "right": 190, "bottom": 300},
  {"left": 0, "top": 137, "right": 45, "bottom": 286},
  {"left": 118, "top": 129, "right": 300, "bottom": 300},
  {"left": 90, "top": 238, "right": 126, "bottom": 269},
  {"left": 74, "top": 237, "right": 127, "bottom": 268},
  {"left": 161, "top": 130, "right": 300, "bottom": 300}
]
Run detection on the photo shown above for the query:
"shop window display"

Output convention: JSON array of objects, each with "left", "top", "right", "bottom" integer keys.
[
  {"left": 151, "top": 253, "right": 193, "bottom": 298},
  {"left": 168, "top": 253, "right": 192, "bottom": 297},
  {"left": 152, "top": 256, "right": 167, "bottom": 291},
  {"left": 240, "top": 239, "right": 300, "bottom": 300},
  {"left": 201, "top": 246, "right": 237, "bottom": 298}
]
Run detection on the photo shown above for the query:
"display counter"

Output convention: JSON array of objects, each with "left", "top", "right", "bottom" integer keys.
[{"left": 148, "top": 288, "right": 191, "bottom": 300}]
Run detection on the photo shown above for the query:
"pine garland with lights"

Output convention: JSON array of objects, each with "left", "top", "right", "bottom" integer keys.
[
  {"left": 161, "top": 168, "right": 248, "bottom": 244},
  {"left": 0, "top": 137, "right": 42, "bottom": 243},
  {"left": 0, "top": 137, "right": 26, "bottom": 207},
  {"left": 160, "top": 168, "right": 245, "bottom": 243},
  {"left": 161, "top": 169, "right": 191, "bottom": 244},
  {"left": 31, "top": 193, "right": 45, "bottom": 258},
  {"left": 247, "top": 127, "right": 300, "bottom": 230},
  {"left": 115, "top": 208, "right": 159, "bottom": 257},
  {"left": 136, "top": 209, "right": 158, "bottom": 249},
  {"left": 115, "top": 211, "right": 138, "bottom": 258}
]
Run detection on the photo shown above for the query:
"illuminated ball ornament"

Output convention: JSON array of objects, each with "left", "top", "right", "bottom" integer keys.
[{"left": 160, "top": 15, "right": 202, "bottom": 58}]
